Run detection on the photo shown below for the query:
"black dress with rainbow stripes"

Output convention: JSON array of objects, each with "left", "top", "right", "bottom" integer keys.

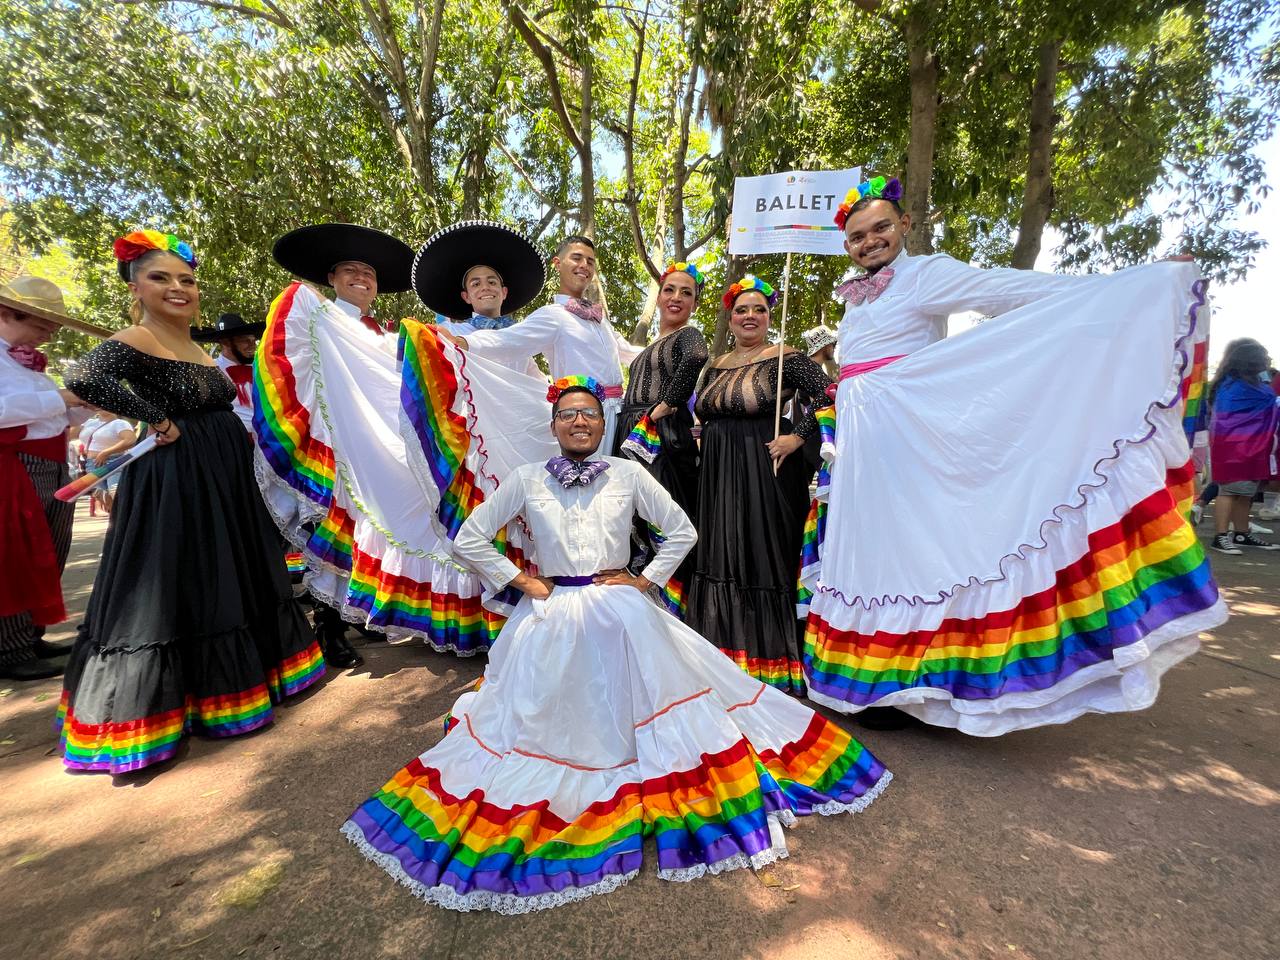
[{"left": 59, "top": 341, "right": 324, "bottom": 774}]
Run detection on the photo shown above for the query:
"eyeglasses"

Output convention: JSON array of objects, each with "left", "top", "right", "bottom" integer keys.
[{"left": 553, "top": 408, "right": 603, "bottom": 423}]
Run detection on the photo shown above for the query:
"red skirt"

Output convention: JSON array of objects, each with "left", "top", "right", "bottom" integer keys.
[{"left": 0, "top": 427, "right": 67, "bottom": 625}]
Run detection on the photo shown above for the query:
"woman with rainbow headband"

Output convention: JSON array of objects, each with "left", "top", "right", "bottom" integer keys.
[
  {"left": 56, "top": 231, "right": 325, "bottom": 774},
  {"left": 685, "top": 275, "right": 834, "bottom": 694},
  {"left": 613, "top": 261, "right": 710, "bottom": 616},
  {"left": 802, "top": 174, "right": 1225, "bottom": 734},
  {"left": 341, "top": 375, "right": 890, "bottom": 913}
]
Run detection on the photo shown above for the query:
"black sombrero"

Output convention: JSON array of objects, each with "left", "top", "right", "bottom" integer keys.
[
  {"left": 411, "top": 220, "right": 546, "bottom": 320},
  {"left": 191, "top": 312, "right": 265, "bottom": 342},
  {"left": 272, "top": 224, "right": 414, "bottom": 293}
]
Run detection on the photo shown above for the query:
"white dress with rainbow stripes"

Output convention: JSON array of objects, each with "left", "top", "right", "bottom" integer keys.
[
  {"left": 802, "top": 255, "right": 1225, "bottom": 734},
  {"left": 252, "top": 282, "right": 556, "bottom": 654},
  {"left": 341, "top": 458, "right": 891, "bottom": 913}
]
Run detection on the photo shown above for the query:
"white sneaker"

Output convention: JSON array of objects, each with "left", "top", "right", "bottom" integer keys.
[
  {"left": 1250, "top": 521, "right": 1274, "bottom": 535},
  {"left": 1190, "top": 504, "right": 1204, "bottom": 526},
  {"left": 1258, "top": 508, "right": 1280, "bottom": 521}
]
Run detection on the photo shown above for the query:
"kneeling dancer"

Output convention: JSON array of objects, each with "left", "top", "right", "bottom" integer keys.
[{"left": 342, "top": 377, "right": 890, "bottom": 913}]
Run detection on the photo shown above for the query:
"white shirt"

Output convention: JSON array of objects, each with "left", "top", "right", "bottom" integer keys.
[
  {"left": 0, "top": 335, "right": 84, "bottom": 439},
  {"left": 838, "top": 250, "right": 1093, "bottom": 366},
  {"left": 462, "top": 295, "right": 641, "bottom": 387},
  {"left": 215, "top": 354, "right": 255, "bottom": 431},
  {"left": 455, "top": 456, "right": 696, "bottom": 590},
  {"left": 82, "top": 416, "right": 135, "bottom": 455}
]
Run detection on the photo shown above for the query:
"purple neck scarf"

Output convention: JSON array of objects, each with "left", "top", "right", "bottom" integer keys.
[{"left": 546, "top": 455, "right": 609, "bottom": 488}]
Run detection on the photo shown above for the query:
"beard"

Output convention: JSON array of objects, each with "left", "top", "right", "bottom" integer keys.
[{"left": 228, "top": 344, "right": 254, "bottom": 364}]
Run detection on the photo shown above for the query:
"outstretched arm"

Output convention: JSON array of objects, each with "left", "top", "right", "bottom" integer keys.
[
  {"left": 915, "top": 254, "right": 1093, "bottom": 318},
  {"left": 456, "top": 308, "right": 560, "bottom": 368}
]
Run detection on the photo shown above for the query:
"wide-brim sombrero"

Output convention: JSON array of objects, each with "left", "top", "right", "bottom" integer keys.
[
  {"left": 411, "top": 220, "right": 546, "bottom": 320},
  {"left": 190, "top": 312, "right": 266, "bottom": 342},
  {"left": 272, "top": 224, "right": 414, "bottom": 293}
]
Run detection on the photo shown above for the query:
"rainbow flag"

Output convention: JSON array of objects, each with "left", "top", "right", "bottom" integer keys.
[
  {"left": 621, "top": 413, "right": 662, "bottom": 464},
  {"left": 55, "top": 435, "right": 157, "bottom": 502}
]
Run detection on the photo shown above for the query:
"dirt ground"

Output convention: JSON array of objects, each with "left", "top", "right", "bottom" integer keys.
[{"left": 1, "top": 499, "right": 1276, "bottom": 960}]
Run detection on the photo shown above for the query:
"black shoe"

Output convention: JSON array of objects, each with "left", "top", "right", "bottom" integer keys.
[
  {"left": 354, "top": 625, "right": 387, "bottom": 642},
  {"left": 0, "top": 655, "right": 69, "bottom": 681},
  {"left": 313, "top": 614, "right": 363, "bottom": 669},
  {"left": 32, "top": 637, "right": 74, "bottom": 659},
  {"left": 855, "top": 706, "right": 920, "bottom": 731},
  {"left": 1232, "top": 532, "right": 1280, "bottom": 551},
  {"left": 1210, "top": 533, "right": 1242, "bottom": 555}
]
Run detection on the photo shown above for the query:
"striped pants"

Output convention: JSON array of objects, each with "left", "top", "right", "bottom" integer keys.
[{"left": 0, "top": 454, "right": 74, "bottom": 666}]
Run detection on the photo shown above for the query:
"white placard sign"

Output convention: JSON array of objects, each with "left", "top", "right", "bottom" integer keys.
[{"left": 728, "top": 167, "right": 861, "bottom": 256}]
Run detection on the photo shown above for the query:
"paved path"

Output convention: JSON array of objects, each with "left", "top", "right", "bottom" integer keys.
[{"left": 1, "top": 500, "right": 1276, "bottom": 960}]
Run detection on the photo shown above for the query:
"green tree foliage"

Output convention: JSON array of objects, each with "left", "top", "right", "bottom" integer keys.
[{"left": 0, "top": 0, "right": 1276, "bottom": 361}]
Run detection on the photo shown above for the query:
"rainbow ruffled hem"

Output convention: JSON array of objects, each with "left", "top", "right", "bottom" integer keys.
[
  {"left": 252, "top": 283, "right": 516, "bottom": 655},
  {"left": 342, "top": 712, "right": 888, "bottom": 914},
  {"left": 56, "top": 640, "right": 324, "bottom": 774},
  {"left": 805, "top": 460, "right": 1220, "bottom": 727}
]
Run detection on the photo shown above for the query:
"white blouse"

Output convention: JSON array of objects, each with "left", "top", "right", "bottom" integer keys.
[
  {"left": 838, "top": 250, "right": 1094, "bottom": 366},
  {"left": 454, "top": 456, "right": 696, "bottom": 590},
  {"left": 463, "top": 295, "right": 640, "bottom": 387},
  {"left": 0, "top": 336, "right": 82, "bottom": 439}
]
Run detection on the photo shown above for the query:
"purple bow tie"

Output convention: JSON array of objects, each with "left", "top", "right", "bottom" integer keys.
[
  {"left": 8, "top": 344, "right": 48, "bottom": 373},
  {"left": 564, "top": 298, "right": 603, "bottom": 323},
  {"left": 546, "top": 456, "right": 609, "bottom": 488},
  {"left": 835, "top": 267, "right": 895, "bottom": 306}
]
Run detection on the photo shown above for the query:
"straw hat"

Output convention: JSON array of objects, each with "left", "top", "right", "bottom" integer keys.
[{"left": 0, "top": 275, "right": 72, "bottom": 326}]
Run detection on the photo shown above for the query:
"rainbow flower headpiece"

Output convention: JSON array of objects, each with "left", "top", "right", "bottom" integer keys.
[
  {"left": 660, "top": 261, "right": 706, "bottom": 289},
  {"left": 722, "top": 274, "right": 777, "bottom": 310},
  {"left": 113, "top": 230, "right": 198, "bottom": 281},
  {"left": 547, "top": 375, "right": 606, "bottom": 406},
  {"left": 833, "top": 176, "right": 904, "bottom": 230}
]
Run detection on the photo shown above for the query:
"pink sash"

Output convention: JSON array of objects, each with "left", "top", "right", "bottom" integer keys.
[{"left": 839, "top": 355, "right": 906, "bottom": 381}]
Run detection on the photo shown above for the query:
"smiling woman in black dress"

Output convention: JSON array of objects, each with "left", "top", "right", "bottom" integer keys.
[
  {"left": 58, "top": 232, "right": 324, "bottom": 775},
  {"left": 685, "top": 275, "right": 833, "bottom": 695},
  {"left": 613, "top": 262, "right": 709, "bottom": 614}
]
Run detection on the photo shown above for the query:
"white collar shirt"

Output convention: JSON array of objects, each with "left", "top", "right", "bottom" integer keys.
[
  {"left": 838, "top": 250, "right": 1094, "bottom": 366},
  {"left": 454, "top": 456, "right": 696, "bottom": 591}
]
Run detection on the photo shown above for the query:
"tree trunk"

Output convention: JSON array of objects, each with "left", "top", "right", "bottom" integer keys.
[
  {"left": 904, "top": 9, "right": 939, "bottom": 256},
  {"left": 630, "top": 191, "right": 667, "bottom": 345},
  {"left": 1011, "top": 40, "right": 1062, "bottom": 269},
  {"left": 672, "top": 60, "right": 698, "bottom": 259},
  {"left": 577, "top": 58, "right": 596, "bottom": 239}
]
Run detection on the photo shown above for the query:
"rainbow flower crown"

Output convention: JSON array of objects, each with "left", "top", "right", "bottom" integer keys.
[
  {"left": 722, "top": 274, "right": 777, "bottom": 310},
  {"left": 660, "top": 261, "right": 705, "bottom": 288},
  {"left": 833, "top": 176, "right": 904, "bottom": 230},
  {"left": 547, "top": 375, "right": 606, "bottom": 406},
  {"left": 113, "top": 230, "right": 198, "bottom": 272}
]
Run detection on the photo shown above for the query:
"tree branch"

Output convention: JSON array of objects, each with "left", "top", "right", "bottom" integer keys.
[
  {"left": 115, "top": 0, "right": 295, "bottom": 29},
  {"left": 621, "top": 4, "right": 661, "bottom": 281},
  {"left": 502, "top": 0, "right": 585, "bottom": 155}
]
